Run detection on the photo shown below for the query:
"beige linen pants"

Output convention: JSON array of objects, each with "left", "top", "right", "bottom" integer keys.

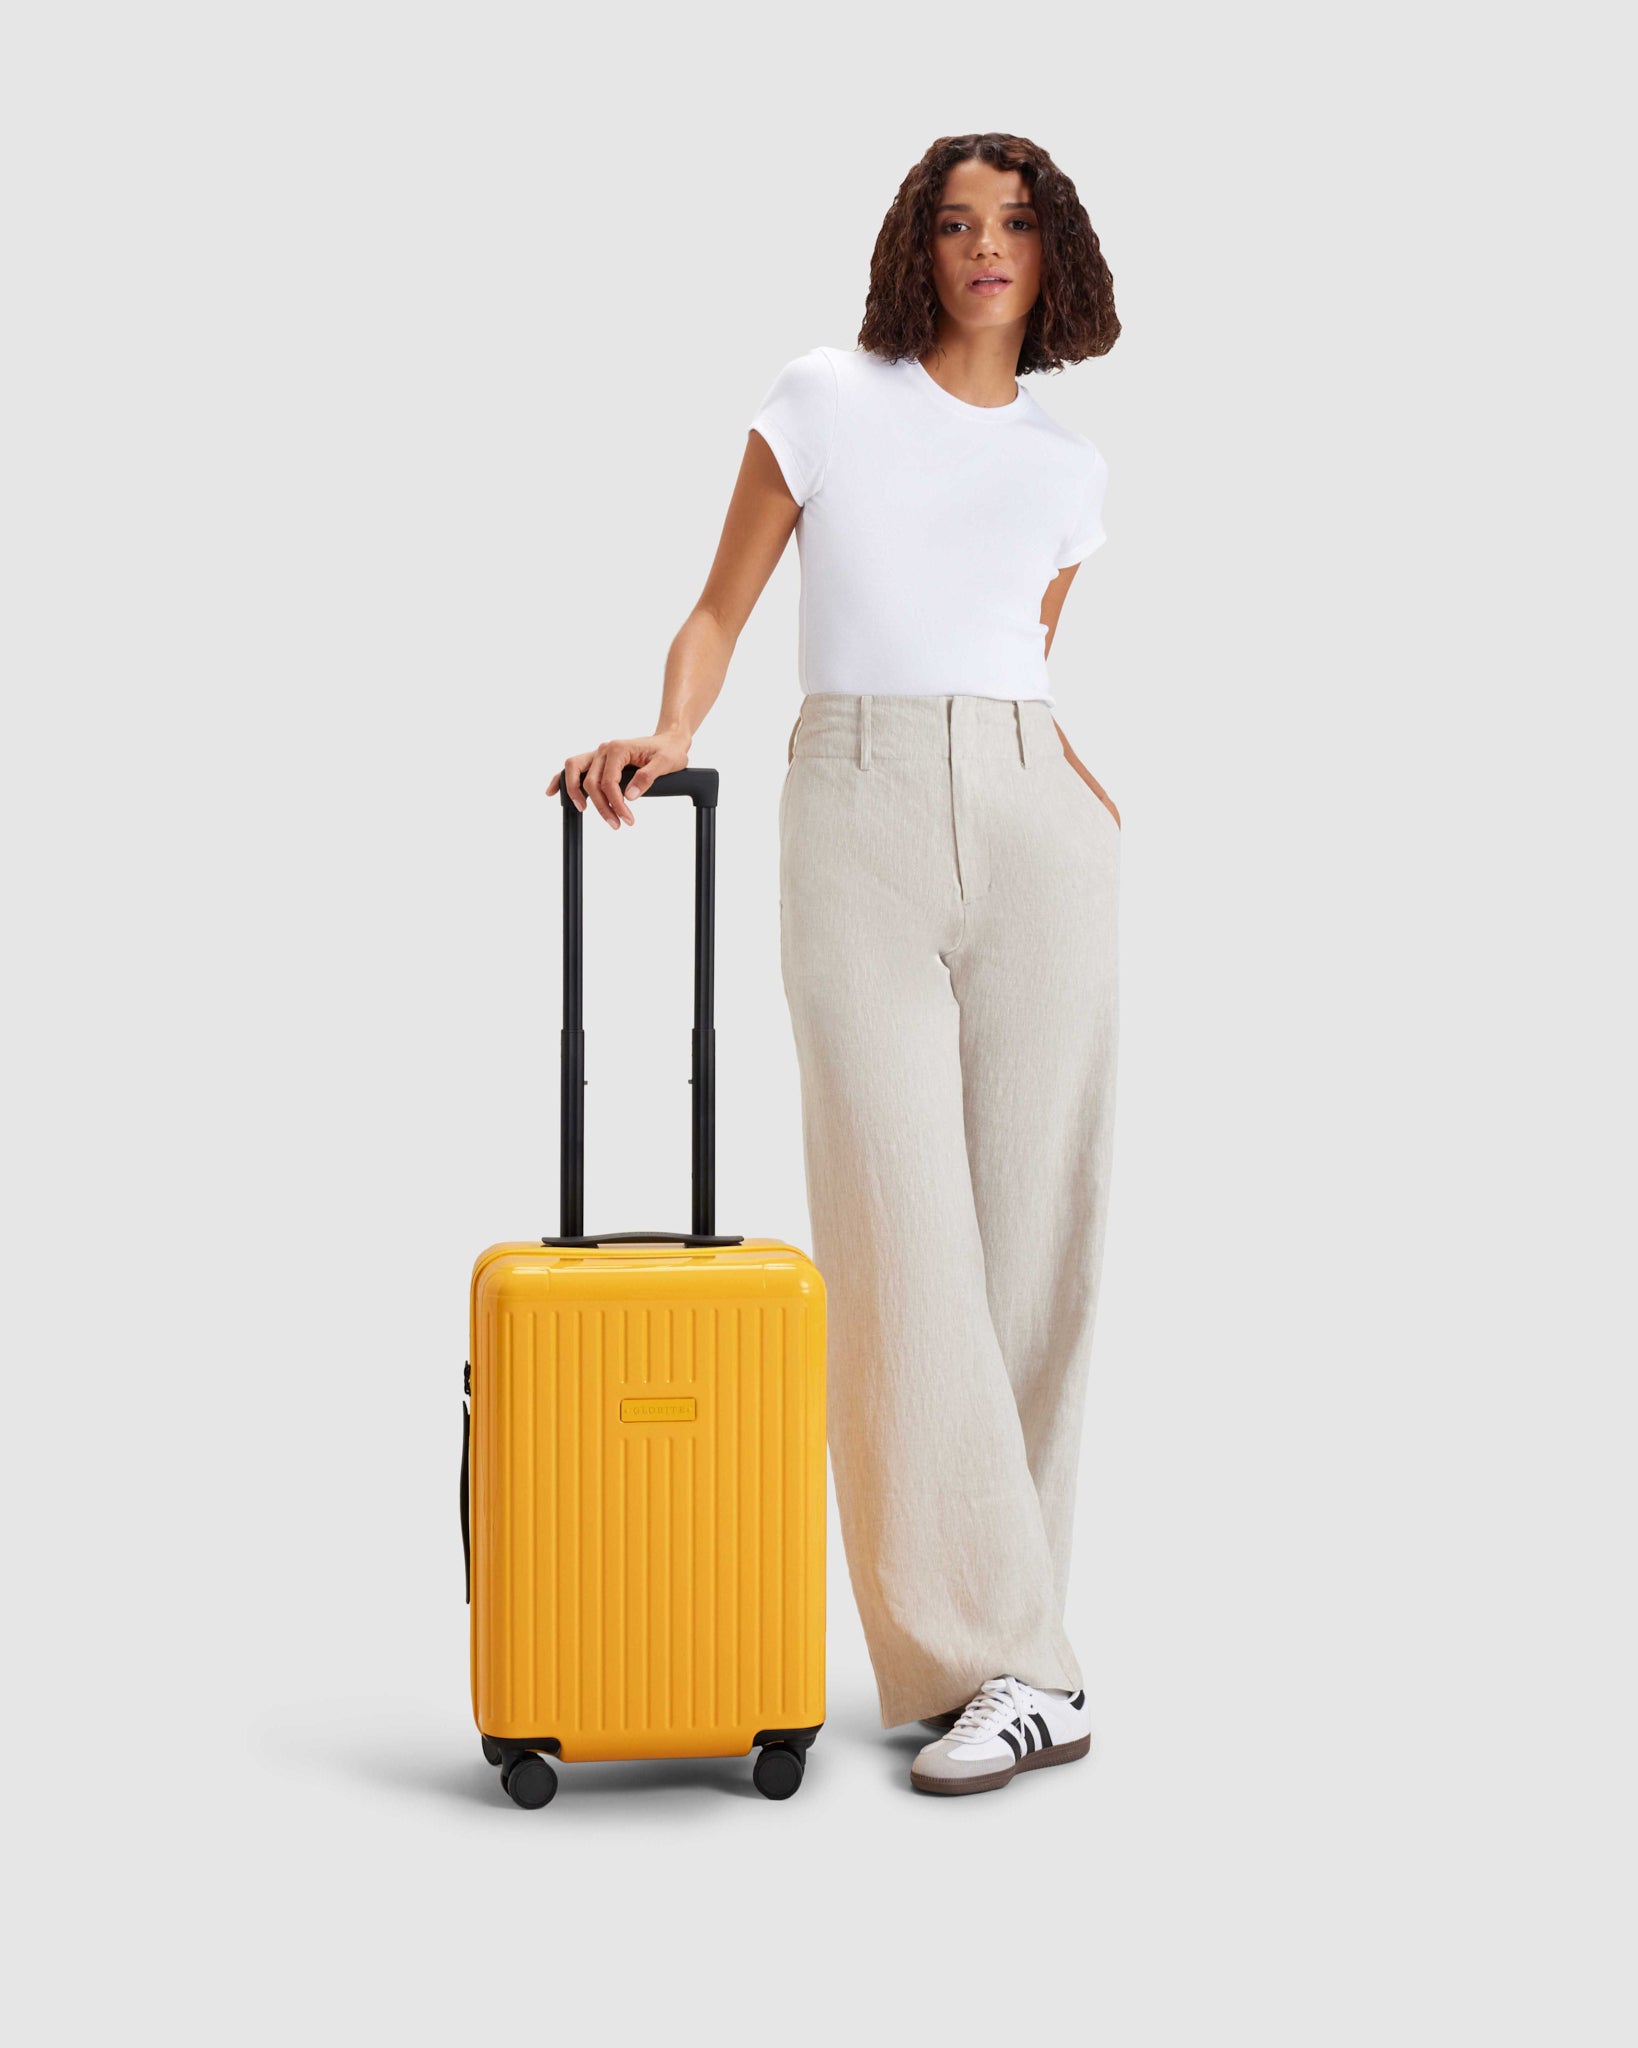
[{"left": 778, "top": 691, "right": 1121, "bottom": 1728}]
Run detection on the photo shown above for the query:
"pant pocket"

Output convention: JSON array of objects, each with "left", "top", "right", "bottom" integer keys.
[{"left": 1062, "top": 757, "right": 1120, "bottom": 831}]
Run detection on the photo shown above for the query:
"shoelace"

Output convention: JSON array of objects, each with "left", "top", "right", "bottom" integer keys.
[{"left": 948, "top": 1674, "right": 1030, "bottom": 1745}]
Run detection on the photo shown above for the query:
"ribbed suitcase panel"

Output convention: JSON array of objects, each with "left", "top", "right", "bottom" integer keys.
[{"left": 471, "top": 1249, "right": 826, "bottom": 1762}]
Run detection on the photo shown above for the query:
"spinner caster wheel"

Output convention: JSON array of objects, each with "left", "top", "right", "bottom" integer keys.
[
  {"left": 500, "top": 1752, "right": 558, "bottom": 1809},
  {"left": 481, "top": 1735, "right": 503, "bottom": 1768},
  {"left": 752, "top": 1742, "right": 805, "bottom": 1801}
]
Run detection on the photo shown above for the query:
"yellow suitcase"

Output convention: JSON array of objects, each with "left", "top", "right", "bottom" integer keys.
[{"left": 462, "top": 766, "right": 826, "bottom": 1807}]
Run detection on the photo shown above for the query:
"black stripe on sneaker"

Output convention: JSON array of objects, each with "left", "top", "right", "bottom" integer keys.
[
  {"left": 1069, "top": 1690, "right": 1086, "bottom": 1710},
  {"left": 1030, "top": 1712, "right": 1053, "bottom": 1751},
  {"left": 998, "top": 1725, "right": 1021, "bottom": 1761},
  {"left": 1019, "top": 1716, "right": 1036, "bottom": 1754}
]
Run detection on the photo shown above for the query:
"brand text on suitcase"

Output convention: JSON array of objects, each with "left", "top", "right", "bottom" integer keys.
[{"left": 619, "top": 1396, "right": 699, "bottom": 1423}]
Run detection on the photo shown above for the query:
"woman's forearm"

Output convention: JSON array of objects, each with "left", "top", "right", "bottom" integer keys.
[{"left": 656, "top": 607, "right": 737, "bottom": 743}]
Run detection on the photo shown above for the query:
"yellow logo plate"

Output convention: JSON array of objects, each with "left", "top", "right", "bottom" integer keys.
[{"left": 619, "top": 1397, "right": 697, "bottom": 1424}]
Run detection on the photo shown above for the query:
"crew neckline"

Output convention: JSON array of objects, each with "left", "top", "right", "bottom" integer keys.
[{"left": 904, "top": 354, "right": 1031, "bottom": 421}]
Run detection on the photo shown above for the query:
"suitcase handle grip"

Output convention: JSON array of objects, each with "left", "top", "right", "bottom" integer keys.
[
  {"left": 556, "top": 765, "right": 719, "bottom": 809},
  {"left": 540, "top": 1230, "right": 745, "bottom": 1248},
  {"left": 629, "top": 764, "right": 717, "bottom": 807}
]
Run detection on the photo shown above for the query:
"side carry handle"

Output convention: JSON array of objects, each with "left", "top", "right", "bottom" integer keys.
[{"left": 459, "top": 1360, "right": 471, "bottom": 1605}]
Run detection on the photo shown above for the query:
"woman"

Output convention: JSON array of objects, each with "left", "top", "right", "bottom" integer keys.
[{"left": 548, "top": 132, "right": 1121, "bottom": 1799}]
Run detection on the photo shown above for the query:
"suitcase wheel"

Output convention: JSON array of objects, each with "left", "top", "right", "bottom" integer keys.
[
  {"left": 752, "top": 1742, "right": 805, "bottom": 1801},
  {"left": 500, "top": 1752, "right": 558, "bottom": 1809},
  {"left": 480, "top": 1735, "right": 504, "bottom": 1768}
]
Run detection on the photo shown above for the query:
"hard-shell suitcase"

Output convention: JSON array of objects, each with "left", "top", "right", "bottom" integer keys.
[{"left": 461, "top": 765, "right": 827, "bottom": 1807}]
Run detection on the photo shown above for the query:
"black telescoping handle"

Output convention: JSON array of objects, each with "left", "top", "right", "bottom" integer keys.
[{"left": 545, "top": 764, "right": 743, "bottom": 1249}]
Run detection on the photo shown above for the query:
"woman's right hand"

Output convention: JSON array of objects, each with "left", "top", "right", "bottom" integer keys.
[{"left": 547, "top": 727, "right": 692, "bottom": 829}]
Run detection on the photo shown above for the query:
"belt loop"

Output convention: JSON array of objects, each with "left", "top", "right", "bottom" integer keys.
[
  {"left": 1014, "top": 700, "right": 1031, "bottom": 769},
  {"left": 858, "top": 692, "right": 873, "bottom": 771}
]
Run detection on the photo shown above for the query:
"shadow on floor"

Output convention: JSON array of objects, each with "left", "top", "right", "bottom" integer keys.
[
  {"left": 258, "top": 1684, "right": 948, "bottom": 1814},
  {"left": 260, "top": 1712, "right": 862, "bottom": 1814}
]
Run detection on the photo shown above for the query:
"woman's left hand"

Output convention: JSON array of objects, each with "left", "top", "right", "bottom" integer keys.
[
  {"left": 1068, "top": 757, "right": 1120, "bottom": 829},
  {"left": 1053, "top": 721, "right": 1120, "bottom": 829}
]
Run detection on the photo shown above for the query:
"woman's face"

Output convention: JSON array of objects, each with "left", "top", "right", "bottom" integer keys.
[{"left": 927, "top": 158, "right": 1042, "bottom": 336}]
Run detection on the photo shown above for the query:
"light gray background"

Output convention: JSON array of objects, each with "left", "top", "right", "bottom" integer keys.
[{"left": 4, "top": 2, "right": 1632, "bottom": 2040}]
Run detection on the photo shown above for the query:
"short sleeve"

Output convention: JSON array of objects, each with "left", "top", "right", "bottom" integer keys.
[
  {"left": 1053, "top": 444, "right": 1110, "bottom": 568},
  {"left": 748, "top": 348, "right": 838, "bottom": 506}
]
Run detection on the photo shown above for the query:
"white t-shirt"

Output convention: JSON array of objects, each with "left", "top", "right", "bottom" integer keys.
[{"left": 747, "top": 344, "right": 1108, "bottom": 705}]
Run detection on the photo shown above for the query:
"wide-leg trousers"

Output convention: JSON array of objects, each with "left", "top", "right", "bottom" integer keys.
[{"left": 777, "top": 691, "right": 1121, "bottom": 1729}]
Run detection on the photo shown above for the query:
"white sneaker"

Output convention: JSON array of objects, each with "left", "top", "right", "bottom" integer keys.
[{"left": 910, "top": 1675, "right": 1090, "bottom": 1796}]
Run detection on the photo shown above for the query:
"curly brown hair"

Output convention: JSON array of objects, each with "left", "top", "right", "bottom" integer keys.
[{"left": 857, "top": 132, "right": 1119, "bottom": 375}]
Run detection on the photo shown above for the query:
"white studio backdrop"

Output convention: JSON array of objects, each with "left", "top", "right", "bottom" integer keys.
[{"left": 2, "top": 3, "right": 1632, "bottom": 2042}]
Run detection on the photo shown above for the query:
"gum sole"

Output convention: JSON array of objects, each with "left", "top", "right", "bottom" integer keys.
[{"left": 911, "top": 1731, "right": 1091, "bottom": 1796}]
